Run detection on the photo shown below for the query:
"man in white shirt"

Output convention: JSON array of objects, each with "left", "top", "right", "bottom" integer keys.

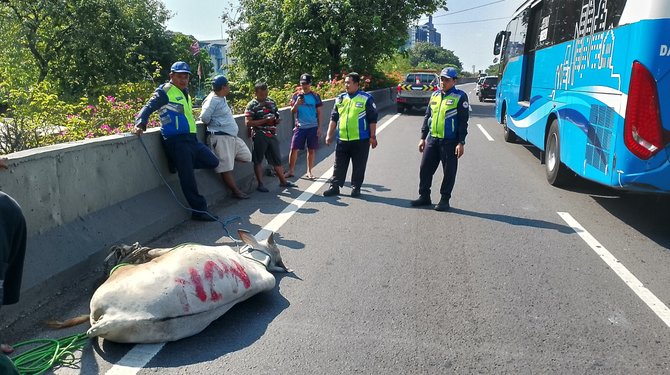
[{"left": 199, "top": 76, "right": 252, "bottom": 199}]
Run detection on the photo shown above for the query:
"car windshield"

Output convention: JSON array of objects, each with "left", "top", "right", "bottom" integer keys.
[
  {"left": 405, "top": 74, "right": 437, "bottom": 85},
  {"left": 484, "top": 77, "right": 498, "bottom": 84}
]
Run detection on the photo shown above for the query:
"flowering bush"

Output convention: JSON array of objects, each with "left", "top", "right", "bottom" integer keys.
[{"left": 0, "top": 70, "right": 401, "bottom": 153}]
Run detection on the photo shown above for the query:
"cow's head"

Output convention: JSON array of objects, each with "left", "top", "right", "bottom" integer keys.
[{"left": 238, "top": 229, "right": 291, "bottom": 273}]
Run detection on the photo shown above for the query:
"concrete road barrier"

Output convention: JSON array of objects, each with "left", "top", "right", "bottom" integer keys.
[{"left": 0, "top": 88, "right": 395, "bottom": 326}]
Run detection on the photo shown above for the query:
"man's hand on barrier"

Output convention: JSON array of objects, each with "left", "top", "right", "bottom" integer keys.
[
  {"left": 134, "top": 126, "right": 145, "bottom": 136},
  {"left": 0, "top": 157, "right": 8, "bottom": 170}
]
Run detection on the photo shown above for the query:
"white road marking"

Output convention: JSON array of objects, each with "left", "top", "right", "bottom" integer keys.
[
  {"left": 558, "top": 212, "right": 670, "bottom": 328},
  {"left": 96, "top": 113, "right": 402, "bottom": 375},
  {"left": 477, "top": 123, "right": 494, "bottom": 141},
  {"left": 104, "top": 344, "right": 165, "bottom": 375}
]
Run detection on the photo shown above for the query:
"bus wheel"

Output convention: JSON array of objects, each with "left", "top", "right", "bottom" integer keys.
[
  {"left": 545, "top": 120, "right": 572, "bottom": 186},
  {"left": 397, "top": 104, "right": 404, "bottom": 113},
  {"left": 502, "top": 109, "right": 517, "bottom": 143}
]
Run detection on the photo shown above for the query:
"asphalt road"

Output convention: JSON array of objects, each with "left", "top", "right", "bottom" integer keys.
[{"left": 8, "top": 82, "right": 670, "bottom": 374}]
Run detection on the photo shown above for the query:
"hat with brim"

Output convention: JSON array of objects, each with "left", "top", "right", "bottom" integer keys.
[
  {"left": 440, "top": 67, "right": 458, "bottom": 79},
  {"left": 170, "top": 61, "right": 191, "bottom": 74},
  {"left": 300, "top": 73, "right": 312, "bottom": 84}
]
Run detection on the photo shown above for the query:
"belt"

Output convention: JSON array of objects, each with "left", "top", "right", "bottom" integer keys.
[{"left": 208, "top": 130, "right": 233, "bottom": 136}]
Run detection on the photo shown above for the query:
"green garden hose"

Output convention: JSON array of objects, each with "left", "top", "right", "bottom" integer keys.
[{"left": 10, "top": 332, "right": 89, "bottom": 375}]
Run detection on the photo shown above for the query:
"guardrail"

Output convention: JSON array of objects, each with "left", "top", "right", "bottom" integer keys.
[{"left": 0, "top": 87, "right": 395, "bottom": 326}]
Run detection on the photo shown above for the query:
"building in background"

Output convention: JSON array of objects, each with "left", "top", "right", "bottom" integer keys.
[
  {"left": 405, "top": 15, "right": 441, "bottom": 49},
  {"left": 199, "top": 39, "right": 230, "bottom": 76}
]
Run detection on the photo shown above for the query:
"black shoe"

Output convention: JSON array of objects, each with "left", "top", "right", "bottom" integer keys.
[
  {"left": 257, "top": 185, "right": 269, "bottom": 192},
  {"left": 191, "top": 212, "right": 219, "bottom": 222},
  {"left": 351, "top": 187, "right": 361, "bottom": 197},
  {"left": 410, "top": 196, "right": 432, "bottom": 207},
  {"left": 434, "top": 198, "right": 450, "bottom": 212},
  {"left": 323, "top": 185, "right": 340, "bottom": 197}
]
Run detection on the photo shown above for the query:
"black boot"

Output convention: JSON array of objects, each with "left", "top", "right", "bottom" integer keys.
[
  {"left": 434, "top": 197, "right": 450, "bottom": 211},
  {"left": 323, "top": 185, "right": 340, "bottom": 197},
  {"left": 410, "top": 195, "right": 432, "bottom": 207}
]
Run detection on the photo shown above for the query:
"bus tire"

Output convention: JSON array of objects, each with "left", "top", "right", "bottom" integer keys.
[
  {"left": 545, "top": 120, "right": 572, "bottom": 186},
  {"left": 397, "top": 104, "right": 404, "bottom": 113},
  {"left": 502, "top": 108, "right": 517, "bottom": 143}
]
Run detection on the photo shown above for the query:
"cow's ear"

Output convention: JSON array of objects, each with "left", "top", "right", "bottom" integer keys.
[
  {"left": 238, "top": 229, "right": 262, "bottom": 249},
  {"left": 267, "top": 232, "right": 275, "bottom": 245}
]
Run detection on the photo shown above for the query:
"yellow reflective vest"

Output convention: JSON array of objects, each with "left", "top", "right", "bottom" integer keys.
[
  {"left": 158, "top": 83, "right": 197, "bottom": 137},
  {"left": 334, "top": 91, "right": 373, "bottom": 141},
  {"left": 429, "top": 91, "right": 463, "bottom": 140}
]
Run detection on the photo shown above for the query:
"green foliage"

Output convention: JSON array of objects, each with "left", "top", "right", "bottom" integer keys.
[
  {"left": 0, "top": 80, "right": 158, "bottom": 153},
  {"left": 0, "top": 0, "right": 174, "bottom": 99},
  {"left": 225, "top": 0, "right": 448, "bottom": 86},
  {"left": 486, "top": 63, "right": 500, "bottom": 76},
  {"left": 0, "top": 81, "right": 73, "bottom": 153},
  {"left": 408, "top": 42, "right": 463, "bottom": 71}
]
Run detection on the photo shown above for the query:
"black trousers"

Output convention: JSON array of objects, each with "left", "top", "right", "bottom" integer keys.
[
  {"left": 0, "top": 191, "right": 27, "bottom": 306},
  {"left": 418, "top": 138, "right": 459, "bottom": 199},
  {"left": 331, "top": 139, "right": 370, "bottom": 189},
  {"left": 163, "top": 134, "right": 219, "bottom": 212}
]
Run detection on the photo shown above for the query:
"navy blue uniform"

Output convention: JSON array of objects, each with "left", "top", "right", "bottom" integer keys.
[
  {"left": 418, "top": 87, "right": 469, "bottom": 200},
  {"left": 136, "top": 85, "right": 218, "bottom": 213}
]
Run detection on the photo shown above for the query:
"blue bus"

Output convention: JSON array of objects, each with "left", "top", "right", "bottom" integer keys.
[{"left": 493, "top": 0, "right": 670, "bottom": 192}]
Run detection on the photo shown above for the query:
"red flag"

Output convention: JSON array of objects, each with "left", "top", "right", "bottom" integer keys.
[
  {"left": 190, "top": 40, "right": 200, "bottom": 55},
  {"left": 197, "top": 62, "right": 202, "bottom": 80}
]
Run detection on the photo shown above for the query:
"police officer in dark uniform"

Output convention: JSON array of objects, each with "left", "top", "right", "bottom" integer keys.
[
  {"left": 323, "top": 72, "right": 378, "bottom": 198},
  {"left": 411, "top": 67, "right": 469, "bottom": 211},
  {"left": 134, "top": 62, "right": 220, "bottom": 221}
]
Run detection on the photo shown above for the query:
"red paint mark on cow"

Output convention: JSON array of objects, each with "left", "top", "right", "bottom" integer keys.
[
  {"left": 178, "top": 259, "right": 252, "bottom": 303},
  {"left": 229, "top": 259, "right": 251, "bottom": 289},
  {"left": 189, "top": 267, "right": 207, "bottom": 302},
  {"left": 203, "top": 261, "right": 224, "bottom": 301}
]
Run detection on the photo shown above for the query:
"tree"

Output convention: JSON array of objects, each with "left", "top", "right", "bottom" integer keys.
[
  {"left": 224, "top": 0, "right": 448, "bottom": 85},
  {"left": 485, "top": 63, "right": 500, "bottom": 76},
  {"left": 408, "top": 42, "right": 462, "bottom": 71},
  {"left": 0, "top": 0, "right": 174, "bottom": 98}
]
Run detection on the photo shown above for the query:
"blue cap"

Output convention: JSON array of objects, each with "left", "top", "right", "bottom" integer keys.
[
  {"left": 212, "top": 75, "right": 229, "bottom": 90},
  {"left": 440, "top": 67, "right": 458, "bottom": 79},
  {"left": 170, "top": 61, "right": 191, "bottom": 74}
]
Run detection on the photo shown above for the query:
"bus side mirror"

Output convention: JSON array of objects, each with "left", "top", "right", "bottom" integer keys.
[{"left": 493, "top": 31, "right": 504, "bottom": 55}]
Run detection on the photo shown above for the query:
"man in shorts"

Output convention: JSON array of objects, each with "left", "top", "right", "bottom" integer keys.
[
  {"left": 199, "top": 75, "right": 252, "bottom": 199},
  {"left": 286, "top": 73, "right": 322, "bottom": 179},
  {"left": 245, "top": 82, "right": 297, "bottom": 192}
]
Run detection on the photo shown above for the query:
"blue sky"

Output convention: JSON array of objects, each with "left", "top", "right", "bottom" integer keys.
[{"left": 162, "top": 0, "right": 524, "bottom": 73}]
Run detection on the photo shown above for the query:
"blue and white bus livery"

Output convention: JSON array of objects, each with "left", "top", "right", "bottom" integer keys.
[{"left": 493, "top": 0, "right": 670, "bottom": 193}]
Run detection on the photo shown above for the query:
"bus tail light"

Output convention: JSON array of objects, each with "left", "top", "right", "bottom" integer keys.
[{"left": 624, "top": 61, "right": 664, "bottom": 160}]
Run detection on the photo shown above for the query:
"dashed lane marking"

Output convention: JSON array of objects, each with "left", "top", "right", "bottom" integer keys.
[
  {"left": 558, "top": 212, "right": 670, "bottom": 328},
  {"left": 477, "top": 123, "right": 494, "bottom": 141}
]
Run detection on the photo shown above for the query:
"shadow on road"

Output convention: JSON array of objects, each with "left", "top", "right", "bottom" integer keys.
[
  {"left": 513, "top": 140, "right": 670, "bottom": 250},
  {"left": 469, "top": 101, "right": 497, "bottom": 119},
  {"left": 451, "top": 207, "right": 575, "bottom": 234},
  {"left": 591, "top": 194, "right": 670, "bottom": 250}
]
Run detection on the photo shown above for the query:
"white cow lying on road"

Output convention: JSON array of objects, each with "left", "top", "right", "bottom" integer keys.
[{"left": 81, "top": 230, "right": 289, "bottom": 343}]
